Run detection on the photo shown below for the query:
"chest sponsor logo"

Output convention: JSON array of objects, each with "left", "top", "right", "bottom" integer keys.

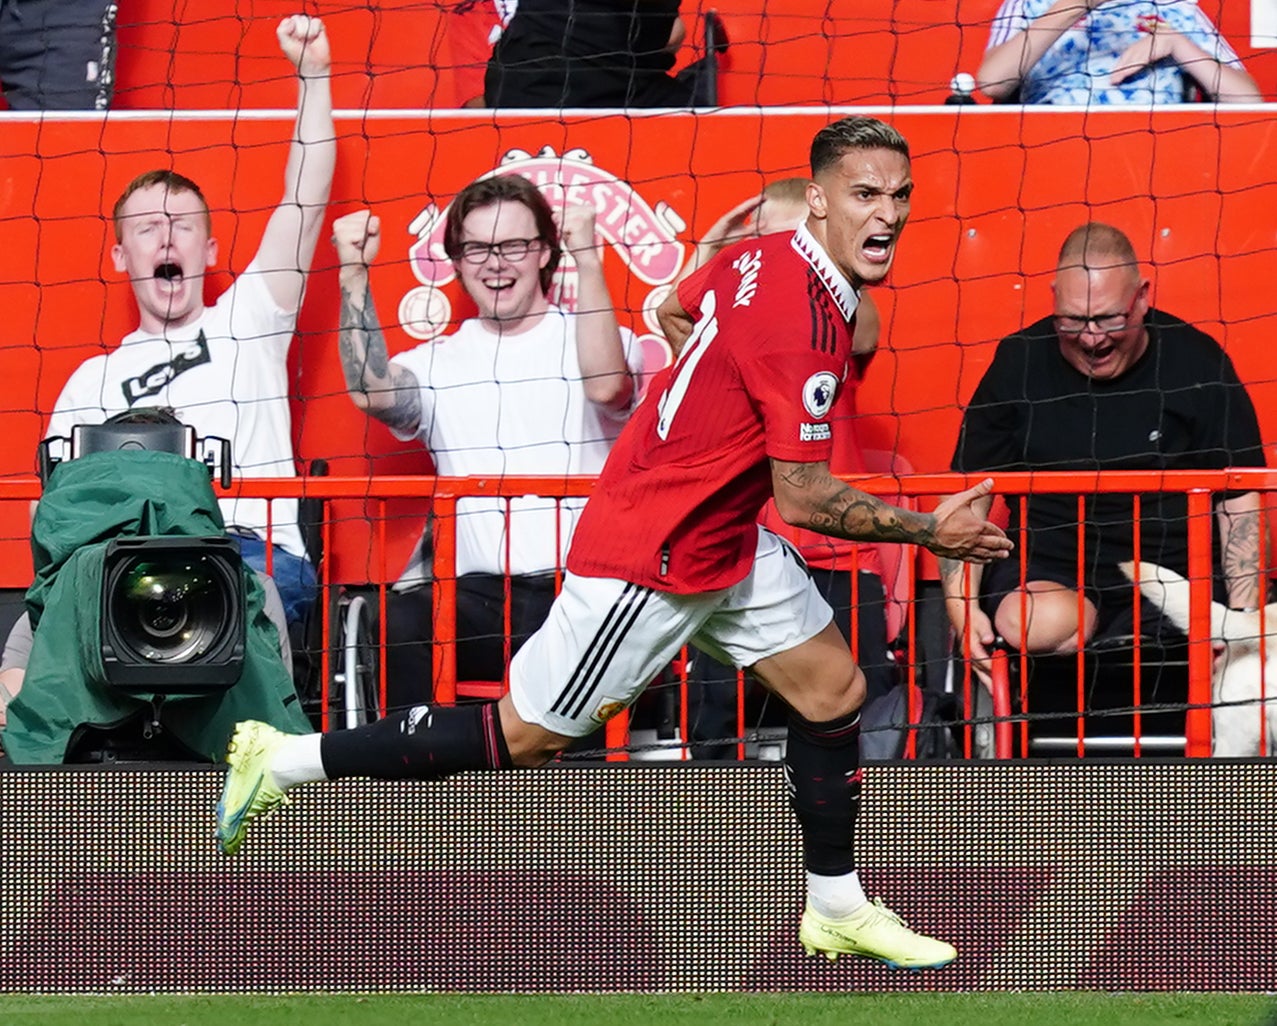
[
  {"left": 801, "top": 370, "right": 839, "bottom": 419},
  {"left": 120, "top": 329, "right": 211, "bottom": 406},
  {"left": 800, "top": 422, "right": 831, "bottom": 442}
]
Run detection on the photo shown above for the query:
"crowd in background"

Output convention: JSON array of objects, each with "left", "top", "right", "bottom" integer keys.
[{"left": 0, "top": 3, "right": 1271, "bottom": 766}]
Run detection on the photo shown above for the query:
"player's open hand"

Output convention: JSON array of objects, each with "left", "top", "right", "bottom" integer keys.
[
  {"left": 278, "top": 14, "right": 331, "bottom": 77},
  {"left": 560, "top": 203, "right": 604, "bottom": 268},
  {"left": 332, "top": 210, "right": 382, "bottom": 270},
  {"left": 927, "top": 478, "right": 1013, "bottom": 563}
]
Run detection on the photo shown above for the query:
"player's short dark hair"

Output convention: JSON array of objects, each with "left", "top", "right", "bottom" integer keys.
[
  {"left": 443, "top": 174, "right": 563, "bottom": 295},
  {"left": 1057, "top": 222, "right": 1139, "bottom": 273},
  {"left": 112, "top": 170, "right": 211, "bottom": 241},
  {"left": 810, "top": 117, "right": 911, "bottom": 177}
]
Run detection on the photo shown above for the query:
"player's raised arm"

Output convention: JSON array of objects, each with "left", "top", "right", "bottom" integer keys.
[
  {"left": 254, "top": 14, "right": 336, "bottom": 313},
  {"left": 770, "top": 459, "right": 1012, "bottom": 564}
]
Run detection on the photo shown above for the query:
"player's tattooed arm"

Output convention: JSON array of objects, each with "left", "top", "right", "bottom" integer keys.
[
  {"left": 771, "top": 459, "right": 1011, "bottom": 565},
  {"left": 338, "top": 279, "right": 422, "bottom": 435},
  {"left": 773, "top": 460, "right": 936, "bottom": 542}
]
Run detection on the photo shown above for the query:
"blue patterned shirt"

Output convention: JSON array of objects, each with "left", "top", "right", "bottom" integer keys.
[{"left": 986, "top": 0, "right": 1244, "bottom": 104}]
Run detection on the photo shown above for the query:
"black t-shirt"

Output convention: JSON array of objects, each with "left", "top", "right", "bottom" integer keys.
[
  {"left": 951, "top": 309, "right": 1265, "bottom": 584},
  {"left": 485, "top": 0, "right": 686, "bottom": 108}
]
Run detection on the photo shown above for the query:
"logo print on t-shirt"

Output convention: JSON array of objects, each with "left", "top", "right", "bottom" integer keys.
[
  {"left": 120, "top": 330, "right": 212, "bottom": 406},
  {"left": 802, "top": 371, "right": 839, "bottom": 419}
]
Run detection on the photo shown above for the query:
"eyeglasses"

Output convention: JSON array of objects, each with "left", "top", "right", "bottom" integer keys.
[
  {"left": 1053, "top": 289, "right": 1142, "bottom": 336},
  {"left": 455, "top": 238, "right": 543, "bottom": 264}
]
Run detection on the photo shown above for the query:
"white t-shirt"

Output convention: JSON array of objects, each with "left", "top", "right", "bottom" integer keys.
[
  {"left": 46, "top": 262, "right": 305, "bottom": 558},
  {"left": 390, "top": 306, "right": 643, "bottom": 579}
]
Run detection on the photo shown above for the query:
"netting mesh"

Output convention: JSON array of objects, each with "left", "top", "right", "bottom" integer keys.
[{"left": 2, "top": 4, "right": 1277, "bottom": 759}]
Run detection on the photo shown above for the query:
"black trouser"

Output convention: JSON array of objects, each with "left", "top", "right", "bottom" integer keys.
[
  {"left": 383, "top": 573, "right": 559, "bottom": 714},
  {"left": 0, "top": 0, "right": 117, "bottom": 110},
  {"left": 687, "top": 568, "right": 894, "bottom": 760}
]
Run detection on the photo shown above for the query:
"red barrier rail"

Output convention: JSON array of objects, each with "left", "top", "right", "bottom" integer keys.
[{"left": 4, "top": 468, "right": 1274, "bottom": 758}]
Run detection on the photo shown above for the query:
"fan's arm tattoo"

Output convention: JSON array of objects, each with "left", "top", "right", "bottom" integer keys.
[
  {"left": 338, "top": 278, "right": 421, "bottom": 434},
  {"left": 1217, "top": 493, "right": 1262, "bottom": 610}
]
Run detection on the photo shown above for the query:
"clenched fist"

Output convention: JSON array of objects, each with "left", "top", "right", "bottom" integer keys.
[
  {"left": 560, "top": 202, "right": 604, "bottom": 268},
  {"left": 332, "top": 209, "right": 382, "bottom": 270},
  {"left": 278, "top": 14, "right": 330, "bottom": 78}
]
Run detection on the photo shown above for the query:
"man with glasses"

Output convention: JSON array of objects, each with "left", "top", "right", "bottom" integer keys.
[
  {"left": 945, "top": 221, "right": 1265, "bottom": 685},
  {"left": 330, "top": 174, "right": 643, "bottom": 712}
]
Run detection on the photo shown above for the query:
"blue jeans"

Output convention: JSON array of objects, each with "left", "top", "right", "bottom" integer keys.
[{"left": 230, "top": 534, "right": 317, "bottom": 630}]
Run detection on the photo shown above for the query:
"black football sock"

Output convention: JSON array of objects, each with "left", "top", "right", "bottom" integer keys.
[
  {"left": 319, "top": 702, "right": 513, "bottom": 781},
  {"left": 785, "top": 706, "right": 863, "bottom": 875}
]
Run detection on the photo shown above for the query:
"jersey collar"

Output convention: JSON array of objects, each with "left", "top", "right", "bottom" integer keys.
[{"left": 791, "top": 220, "right": 859, "bottom": 324}]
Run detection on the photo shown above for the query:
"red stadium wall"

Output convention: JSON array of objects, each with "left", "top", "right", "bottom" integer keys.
[{"left": 3, "top": 108, "right": 1276, "bottom": 588}]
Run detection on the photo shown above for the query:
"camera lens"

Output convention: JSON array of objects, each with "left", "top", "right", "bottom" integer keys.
[{"left": 114, "top": 554, "right": 230, "bottom": 663}]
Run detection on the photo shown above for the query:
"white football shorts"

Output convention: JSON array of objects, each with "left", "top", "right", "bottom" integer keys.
[{"left": 508, "top": 527, "right": 834, "bottom": 737}]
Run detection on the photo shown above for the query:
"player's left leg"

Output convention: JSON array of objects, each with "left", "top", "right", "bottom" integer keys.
[
  {"left": 703, "top": 529, "right": 956, "bottom": 970},
  {"left": 215, "top": 695, "right": 552, "bottom": 855}
]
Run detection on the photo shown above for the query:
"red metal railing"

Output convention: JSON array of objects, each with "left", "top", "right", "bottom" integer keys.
[{"left": 5, "top": 467, "right": 1275, "bottom": 758}]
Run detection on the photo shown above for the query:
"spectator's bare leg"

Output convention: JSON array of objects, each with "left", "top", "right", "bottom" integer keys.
[{"left": 993, "top": 581, "right": 1098, "bottom": 655}]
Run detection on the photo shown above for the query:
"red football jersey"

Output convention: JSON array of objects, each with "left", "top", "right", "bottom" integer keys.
[
  {"left": 756, "top": 351, "right": 882, "bottom": 578},
  {"left": 567, "top": 223, "right": 861, "bottom": 593}
]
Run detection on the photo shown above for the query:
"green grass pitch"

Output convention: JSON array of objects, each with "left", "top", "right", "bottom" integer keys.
[{"left": 0, "top": 993, "right": 1272, "bottom": 1026}]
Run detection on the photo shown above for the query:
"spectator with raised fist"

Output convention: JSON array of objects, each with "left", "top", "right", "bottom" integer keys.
[
  {"left": 45, "top": 15, "right": 335, "bottom": 631},
  {"left": 330, "top": 177, "right": 643, "bottom": 712}
]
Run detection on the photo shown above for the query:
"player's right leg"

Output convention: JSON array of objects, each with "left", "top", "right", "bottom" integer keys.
[
  {"left": 704, "top": 529, "right": 955, "bottom": 969},
  {"left": 215, "top": 695, "right": 545, "bottom": 855},
  {"left": 753, "top": 624, "right": 957, "bottom": 970},
  {"left": 503, "top": 571, "right": 716, "bottom": 743}
]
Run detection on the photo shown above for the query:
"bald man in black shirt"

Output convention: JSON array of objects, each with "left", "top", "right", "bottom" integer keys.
[{"left": 946, "top": 222, "right": 1265, "bottom": 685}]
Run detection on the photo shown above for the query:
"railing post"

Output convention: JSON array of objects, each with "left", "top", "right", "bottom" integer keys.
[
  {"left": 431, "top": 493, "right": 459, "bottom": 705},
  {"left": 320, "top": 510, "right": 332, "bottom": 732},
  {"left": 1185, "top": 489, "right": 1214, "bottom": 757}
]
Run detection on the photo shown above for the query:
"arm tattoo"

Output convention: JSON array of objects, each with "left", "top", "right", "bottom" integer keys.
[
  {"left": 1220, "top": 503, "right": 1262, "bottom": 609},
  {"left": 338, "top": 279, "right": 421, "bottom": 432},
  {"left": 779, "top": 463, "right": 936, "bottom": 545}
]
